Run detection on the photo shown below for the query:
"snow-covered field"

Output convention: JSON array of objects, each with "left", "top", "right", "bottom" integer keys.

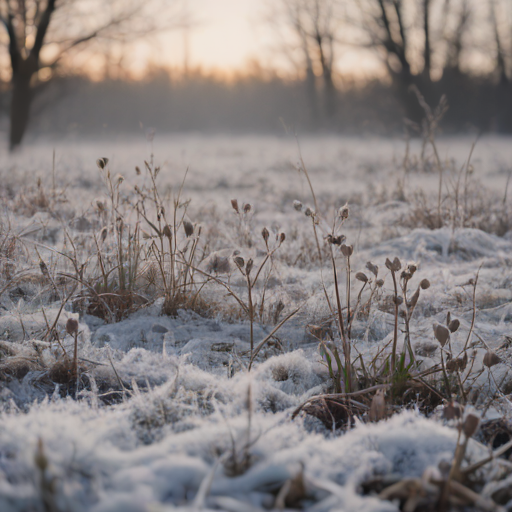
[{"left": 0, "top": 134, "right": 512, "bottom": 511}]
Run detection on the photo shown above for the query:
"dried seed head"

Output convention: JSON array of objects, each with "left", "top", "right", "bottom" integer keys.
[
  {"left": 448, "top": 319, "right": 460, "bottom": 333},
  {"left": 326, "top": 234, "right": 345, "bottom": 245},
  {"left": 293, "top": 200, "right": 303, "bottom": 212},
  {"left": 183, "top": 220, "right": 194, "bottom": 237},
  {"left": 135, "top": 166, "right": 141, "bottom": 175},
  {"left": 376, "top": 279, "right": 384, "bottom": 287},
  {"left": 355, "top": 272, "right": 368, "bottom": 283},
  {"left": 446, "top": 352, "right": 468, "bottom": 372},
  {"left": 279, "top": 232, "right": 286, "bottom": 243},
  {"left": 462, "top": 413, "right": 480, "bottom": 438},
  {"left": 304, "top": 207, "right": 314, "bottom": 217},
  {"left": 66, "top": 317, "right": 79, "bottom": 335},
  {"left": 246, "top": 259, "right": 253, "bottom": 275},
  {"left": 234, "top": 256, "right": 245, "bottom": 270},
  {"left": 39, "top": 260, "right": 50, "bottom": 279},
  {"left": 420, "top": 279, "right": 431, "bottom": 290},
  {"left": 483, "top": 350, "right": 501, "bottom": 368},
  {"left": 100, "top": 226, "right": 108, "bottom": 242},
  {"left": 262, "top": 227, "right": 269, "bottom": 242},
  {"left": 338, "top": 203, "right": 349, "bottom": 220},
  {"left": 96, "top": 157, "right": 109, "bottom": 170},
  {"left": 95, "top": 199, "right": 106, "bottom": 212},
  {"left": 243, "top": 203, "right": 252, "bottom": 214},
  {"left": 434, "top": 324, "right": 450, "bottom": 347},
  {"left": 393, "top": 295, "right": 403, "bottom": 306},
  {"left": 366, "top": 262, "right": 378, "bottom": 277},
  {"left": 385, "top": 257, "right": 401, "bottom": 272},
  {"left": 340, "top": 244, "right": 353, "bottom": 257},
  {"left": 401, "top": 269, "right": 413, "bottom": 281},
  {"left": 162, "top": 225, "right": 172, "bottom": 239},
  {"left": 115, "top": 174, "right": 124, "bottom": 185},
  {"left": 231, "top": 199, "right": 239, "bottom": 214},
  {"left": 443, "top": 401, "right": 463, "bottom": 420}
]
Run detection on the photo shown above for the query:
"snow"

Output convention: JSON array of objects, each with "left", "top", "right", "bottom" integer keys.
[{"left": 0, "top": 133, "right": 511, "bottom": 510}]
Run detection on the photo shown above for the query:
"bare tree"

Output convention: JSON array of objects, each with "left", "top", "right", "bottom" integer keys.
[
  {"left": 354, "top": 0, "right": 475, "bottom": 120},
  {"left": 267, "top": 0, "right": 344, "bottom": 121},
  {"left": 0, "top": 0, "right": 183, "bottom": 149}
]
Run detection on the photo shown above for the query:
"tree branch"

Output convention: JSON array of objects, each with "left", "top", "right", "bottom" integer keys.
[{"left": 31, "top": 0, "right": 56, "bottom": 59}]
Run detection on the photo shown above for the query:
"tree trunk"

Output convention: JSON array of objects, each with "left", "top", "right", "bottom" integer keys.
[
  {"left": 323, "top": 68, "right": 336, "bottom": 119},
  {"left": 304, "top": 65, "right": 319, "bottom": 126},
  {"left": 9, "top": 58, "right": 37, "bottom": 151}
]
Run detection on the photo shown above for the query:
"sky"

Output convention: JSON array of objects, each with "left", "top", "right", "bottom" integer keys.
[
  {"left": 155, "top": 0, "right": 271, "bottom": 73},
  {"left": 136, "top": 0, "right": 384, "bottom": 81}
]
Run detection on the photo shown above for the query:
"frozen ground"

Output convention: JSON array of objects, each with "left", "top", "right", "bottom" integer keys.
[{"left": 0, "top": 134, "right": 511, "bottom": 511}]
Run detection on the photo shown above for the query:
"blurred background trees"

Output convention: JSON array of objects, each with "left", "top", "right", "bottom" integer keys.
[
  {"left": 0, "top": 0, "right": 184, "bottom": 149},
  {"left": 1, "top": 0, "right": 512, "bottom": 146}
]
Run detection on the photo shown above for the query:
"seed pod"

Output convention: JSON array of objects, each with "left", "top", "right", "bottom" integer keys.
[
  {"left": 446, "top": 353, "right": 468, "bottom": 372},
  {"left": 100, "top": 226, "right": 108, "bottom": 242},
  {"left": 96, "top": 157, "right": 108, "bottom": 169},
  {"left": 304, "top": 207, "right": 314, "bottom": 217},
  {"left": 279, "top": 233, "right": 286, "bottom": 243},
  {"left": 355, "top": 272, "right": 368, "bottom": 283},
  {"left": 234, "top": 256, "right": 245, "bottom": 270},
  {"left": 135, "top": 166, "right": 141, "bottom": 175},
  {"left": 401, "top": 270, "right": 413, "bottom": 281},
  {"left": 366, "top": 262, "right": 378, "bottom": 277},
  {"left": 231, "top": 199, "right": 239, "bottom": 213},
  {"left": 393, "top": 296, "right": 403, "bottom": 306},
  {"left": 293, "top": 200, "right": 303, "bottom": 212},
  {"left": 183, "top": 220, "right": 194, "bottom": 237},
  {"left": 442, "top": 401, "right": 463, "bottom": 420},
  {"left": 245, "top": 259, "right": 253, "bottom": 275},
  {"left": 446, "top": 312, "right": 451, "bottom": 326},
  {"left": 243, "top": 203, "right": 252, "bottom": 214},
  {"left": 376, "top": 279, "right": 384, "bottom": 287},
  {"left": 262, "top": 227, "right": 269, "bottom": 242},
  {"left": 483, "top": 350, "right": 501, "bottom": 368},
  {"left": 420, "top": 279, "right": 430, "bottom": 289},
  {"left": 434, "top": 324, "right": 450, "bottom": 347},
  {"left": 340, "top": 244, "right": 353, "bottom": 257},
  {"left": 462, "top": 413, "right": 480, "bottom": 438},
  {"left": 66, "top": 317, "right": 79, "bottom": 335},
  {"left": 385, "top": 257, "right": 401, "bottom": 272},
  {"left": 338, "top": 203, "right": 349, "bottom": 220},
  {"left": 162, "top": 225, "right": 172, "bottom": 239},
  {"left": 39, "top": 260, "right": 50, "bottom": 279},
  {"left": 449, "top": 319, "right": 460, "bottom": 333}
]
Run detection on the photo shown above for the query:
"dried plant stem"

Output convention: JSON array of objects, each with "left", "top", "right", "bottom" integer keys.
[
  {"left": 246, "top": 273, "right": 254, "bottom": 355},
  {"left": 463, "top": 265, "right": 481, "bottom": 352},
  {"left": 331, "top": 251, "right": 351, "bottom": 392},
  {"left": 390, "top": 270, "right": 399, "bottom": 374},
  {"left": 248, "top": 306, "right": 301, "bottom": 370}
]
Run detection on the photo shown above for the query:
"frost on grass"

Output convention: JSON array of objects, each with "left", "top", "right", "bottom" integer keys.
[{"left": 0, "top": 135, "right": 512, "bottom": 510}]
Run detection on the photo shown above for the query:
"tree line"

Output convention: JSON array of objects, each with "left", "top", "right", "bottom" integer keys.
[{"left": 1, "top": 0, "right": 512, "bottom": 148}]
